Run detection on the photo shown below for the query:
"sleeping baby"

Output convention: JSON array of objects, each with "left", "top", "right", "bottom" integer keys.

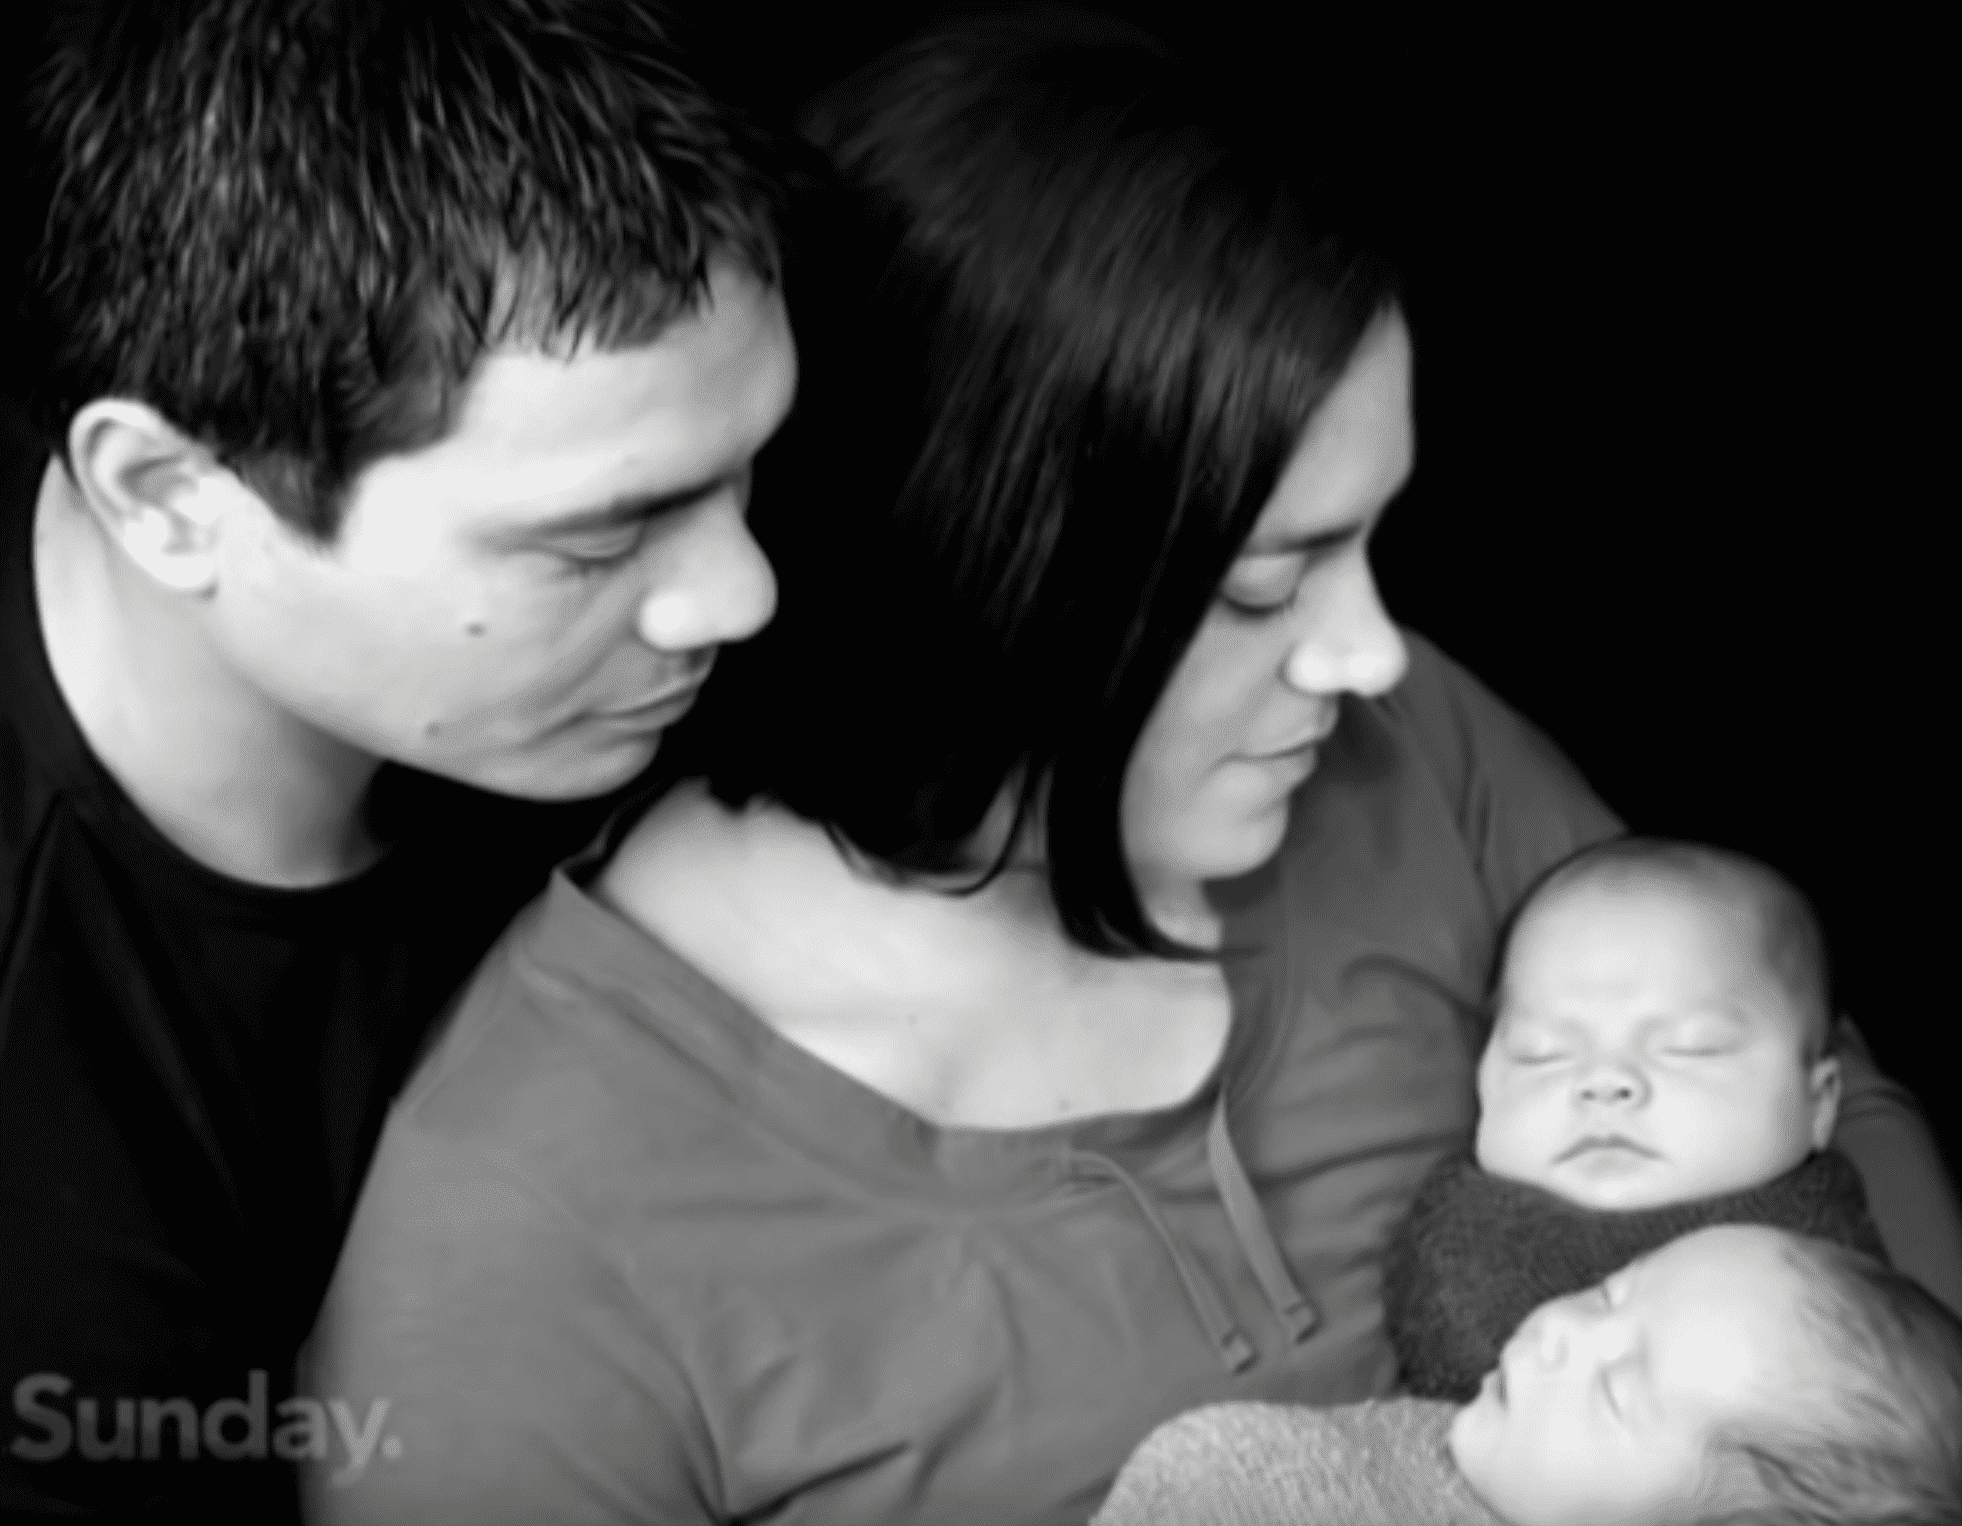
[
  {"left": 1094, "top": 838, "right": 1962, "bottom": 1524},
  {"left": 1387, "top": 833, "right": 1881, "bottom": 1400}
]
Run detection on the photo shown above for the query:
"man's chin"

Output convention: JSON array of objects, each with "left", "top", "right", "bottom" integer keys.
[{"left": 422, "top": 732, "right": 670, "bottom": 804}]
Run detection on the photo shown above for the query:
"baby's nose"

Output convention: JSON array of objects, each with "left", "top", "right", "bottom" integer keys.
[
  {"left": 1576, "top": 1061, "right": 1650, "bottom": 1107},
  {"left": 1531, "top": 1317, "right": 1568, "bottom": 1368},
  {"left": 1530, "top": 1296, "right": 1627, "bottom": 1367}
]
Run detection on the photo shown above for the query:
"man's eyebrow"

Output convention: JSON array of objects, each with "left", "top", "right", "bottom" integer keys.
[{"left": 488, "top": 477, "right": 728, "bottom": 546}]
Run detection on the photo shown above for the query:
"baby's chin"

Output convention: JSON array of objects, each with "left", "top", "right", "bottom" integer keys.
[
  {"left": 1482, "top": 1147, "right": 1710, "bottom": 1212},
  {"left": 1498, "top": 1149, "right": 1814, "bottom": 1212},
  {"left": 1538, "top": 1156, "right": 1696, "bottom": 1211}
]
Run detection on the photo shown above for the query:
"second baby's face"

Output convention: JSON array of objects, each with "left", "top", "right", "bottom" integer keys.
[
  {"left": 1447, "top": 1225, "right": 1825, "bottom": 1526},
  {"left": 1474, "top": 876, "right": 1839, "bottom": 1210}
]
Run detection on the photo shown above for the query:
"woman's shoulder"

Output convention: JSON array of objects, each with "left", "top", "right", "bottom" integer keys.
[
  {"left": 377, "top": 825, "right": 774, "bottom": 1217},
  {"left": 1377, "top": 630, "right": 1593, "bottom": 812},
  {"left": 594, "top": 779, "right": 869, "bottom": 988},
  {"left": 1358, "top": 627, "right": 1624, "bottom": 915}
]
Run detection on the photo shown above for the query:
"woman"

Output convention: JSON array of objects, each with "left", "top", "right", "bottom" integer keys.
[{"left": 307, "top": 14, "right": 1962, "bottom": 1524}]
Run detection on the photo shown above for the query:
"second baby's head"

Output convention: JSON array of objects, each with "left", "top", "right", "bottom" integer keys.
[
  {"left": 1448, "top": 1225, "right": 1962, "bottom": 1526},
  {"left": 1476, "top": 838, "right": 1840, "bottom": 1211}
]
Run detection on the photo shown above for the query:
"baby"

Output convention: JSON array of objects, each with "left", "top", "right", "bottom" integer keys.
[
  {"left": 1386, "top": 834, "right": 1886, "bottom": 1401},
  {"left": 1097, "top": 1222, "right": 1962, "bottom": 1524},
  {"left": 1094, "top": 839, "right": 1962, "bottom": 1524}
]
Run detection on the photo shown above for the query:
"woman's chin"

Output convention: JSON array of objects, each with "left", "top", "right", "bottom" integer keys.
[{"left": 1187, "top": 808, "right": 1296, "bottom": 883}]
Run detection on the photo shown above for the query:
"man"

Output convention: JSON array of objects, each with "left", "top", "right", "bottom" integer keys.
[{"left": 0, "top": 1, "right": 796, "bottom": 1516}]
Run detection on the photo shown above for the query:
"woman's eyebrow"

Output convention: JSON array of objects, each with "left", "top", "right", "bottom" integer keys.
[{"left": 1240, "top": 523, "right": 1365, "bottom": 558}]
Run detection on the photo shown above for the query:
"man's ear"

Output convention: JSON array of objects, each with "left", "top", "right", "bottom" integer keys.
[
  {"left": 64, "top": 400, "right": 252, "bottom": 596},
  {"left": 1808, "top": 1053, "right": 1842, "bottom": 1151}
]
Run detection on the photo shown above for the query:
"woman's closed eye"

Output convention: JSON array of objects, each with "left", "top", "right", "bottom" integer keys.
[
  {"left": 1217, "top": 546, "right": 1318, "bottom": 619},
  {"left": 1220, "top": 585, "right": 1300, "bottom": 619},
  {"left": 1217, "top": 567, "right": 1305, "bottom": 619}
]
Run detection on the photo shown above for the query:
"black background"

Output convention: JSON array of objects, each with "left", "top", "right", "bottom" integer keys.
[{"left": 7, "top": 6, "right": 1948, "bottom": 1172}]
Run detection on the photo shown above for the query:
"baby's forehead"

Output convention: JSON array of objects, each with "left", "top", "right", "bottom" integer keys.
[
  {"left": 1502, "top": 871, "right": 1768, "bottom": 983},
  {"left": 1525, "top": 862, "right": 1760, "bottom": 930},
  {"left": 1624, "top": 1229, "right": 1824, "bottom": 1352},
  {"left": 1493, "top": 878, "right": 1817, "bottom": 1032}
]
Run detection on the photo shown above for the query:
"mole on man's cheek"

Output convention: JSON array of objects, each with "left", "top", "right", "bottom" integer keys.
[{"left": 465, "top": 622, "right": 487, "bottom": 637}]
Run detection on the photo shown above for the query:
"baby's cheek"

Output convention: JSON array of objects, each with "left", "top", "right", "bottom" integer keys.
[
  {"left": 1445, "top": 1402, "right": 1506, "bottom": 1504},
  {"left": 1473, "top": 1090, "right": 1549, "bottom": 1182},
  {"left": 1471, "top": 1057, "right": 1523, "bottom": 1134},
  {"left": 1449, "top": 1409, "right": 1594, "bottom": 1526}
]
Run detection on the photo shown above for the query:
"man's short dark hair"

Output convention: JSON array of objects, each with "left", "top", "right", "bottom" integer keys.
[
  {"left": 1700, "top": 1239, "right": 1962, "bottom": 1525},
  {"left": 666, "top": 9, "right": 1399, "bottom": 958},
  {"left": 18, "top": 0, "right": 786, "bottom": 539}
]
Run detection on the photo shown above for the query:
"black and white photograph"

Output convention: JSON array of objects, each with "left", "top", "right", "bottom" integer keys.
[{"left": 3, "top": 4, "right": 1954, "bottom": 1522}]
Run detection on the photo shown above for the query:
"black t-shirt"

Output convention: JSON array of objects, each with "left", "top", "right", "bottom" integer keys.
[{"left": 0, "top": 405, "right": 613, "bottom": 1520}]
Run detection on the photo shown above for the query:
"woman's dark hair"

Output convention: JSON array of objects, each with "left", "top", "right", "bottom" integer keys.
[
  {"left": 668, "top": 8, "right": 1400, "bottom": 957},
  {"left": 17, "top": 0, "right": 786, "bottom": 540}
]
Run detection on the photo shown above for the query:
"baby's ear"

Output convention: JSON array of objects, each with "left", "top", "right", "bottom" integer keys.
[{"left": 1808, "top": 1054, "right": 1842, "bottom": 1151}]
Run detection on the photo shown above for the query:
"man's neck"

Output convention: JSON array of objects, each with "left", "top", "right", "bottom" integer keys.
[{"left": 32, "top": 460, "right": 385, "bottom": 888}]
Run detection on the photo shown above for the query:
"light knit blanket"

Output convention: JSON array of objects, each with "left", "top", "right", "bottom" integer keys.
[{"left": 1091, "top": 1397, "right": 1507, "bottom": 1526}]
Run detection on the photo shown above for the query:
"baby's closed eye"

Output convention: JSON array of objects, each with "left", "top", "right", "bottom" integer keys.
[{"left": 1655, "top": 1024, "right": 1737, "bottom": 1057}]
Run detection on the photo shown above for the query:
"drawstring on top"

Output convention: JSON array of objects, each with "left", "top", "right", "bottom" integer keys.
[
  {"left": 1206, "top": 1093, "right": 1319, "bottom": 1343},
  {"left": 1071, "top": 1151, "right": 1257, "bottom": 1373},
  {"left": 1070, "top": 1090, "right": 1320, "bottom": 1374}
]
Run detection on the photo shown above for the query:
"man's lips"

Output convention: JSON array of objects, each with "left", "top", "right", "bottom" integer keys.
[
  {"left": 1555, "top": 1134, "right": 1661, "bottom": 1163},
  {"left": 596, "top": 678, "right": 707, "bottom": 721}
]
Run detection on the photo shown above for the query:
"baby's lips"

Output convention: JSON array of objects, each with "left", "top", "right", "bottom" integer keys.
[{"left": 1555, "top": 1134, "right": 1661, "bottom": 1163}]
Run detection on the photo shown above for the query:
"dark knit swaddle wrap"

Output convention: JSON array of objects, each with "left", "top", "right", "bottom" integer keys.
[{"left": 1385, "top": 1149, "right": 1886, "bottom": 1400}]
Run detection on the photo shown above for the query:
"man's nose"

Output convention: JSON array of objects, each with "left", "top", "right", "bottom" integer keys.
[
  {"left": 635, "top": 501, "right": 778, "bottom": 654},
  {"left": 1281, "top": 554, "right": 1408, "bottom": 698}
]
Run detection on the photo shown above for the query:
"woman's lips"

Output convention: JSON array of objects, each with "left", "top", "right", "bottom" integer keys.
[{"left": 1244, "top": 717, "right": 1340, "bottom": 761}]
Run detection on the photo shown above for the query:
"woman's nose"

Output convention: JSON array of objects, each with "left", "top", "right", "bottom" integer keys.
[
  {"left": 1282, "top": 555, "right": 1408, "bottom": 698},
  {"left": 636, "top": 502, "right": 779, "bottom": 655}
]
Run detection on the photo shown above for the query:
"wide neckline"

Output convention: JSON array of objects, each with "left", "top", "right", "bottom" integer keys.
[{"left": 512, "top": 834, "right": 1294, "bottom": 1208}]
